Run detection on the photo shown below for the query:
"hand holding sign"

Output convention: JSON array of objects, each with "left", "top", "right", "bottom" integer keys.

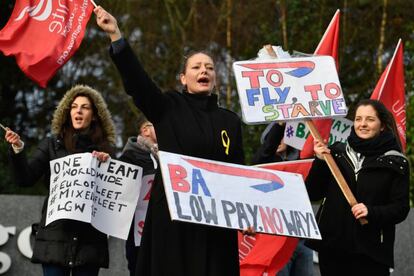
[
  {"left": 92, "top": 150, "right": 111, "bottom": 162},
  {"left": 313, "top": 139, "right": 330, "bottom": 160}
]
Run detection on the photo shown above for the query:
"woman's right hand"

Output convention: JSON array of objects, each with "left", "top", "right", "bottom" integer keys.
[
  {"left": 5, "top": 128, "right": 23, "bottom": 148},
  {"left": 313, "top": 139, "right": 330, "bottom": 160},
  {"left": 94, "top": 6, "right": 122, "bottom": 42}
]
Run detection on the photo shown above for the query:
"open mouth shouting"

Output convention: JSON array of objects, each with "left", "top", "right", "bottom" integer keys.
[{"left": 197, "top": 76, "right": 210, "bottom": 87}]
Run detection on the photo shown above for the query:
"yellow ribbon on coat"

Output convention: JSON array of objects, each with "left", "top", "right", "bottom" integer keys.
[{"left": 221, "top": 130, "right": 230, "bottom": 155}]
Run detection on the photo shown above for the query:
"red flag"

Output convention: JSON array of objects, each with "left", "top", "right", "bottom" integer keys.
[
  {"left": 0, "top": 0, "right": 93, "bottom": 87},
  {"left": 313, "top": 9, "right": 340, "bottom": 70},
  {"left": 370, "top": 39, "right": 406, "bottom": 151},
  {"left": 239, "top": 233, "right": 298, "bottom": 276},
  {"left": 300, "top": 10, "right": 340, "bottom": 159},
  {"left": 239, "top": 159, "right": 313, "bottom": 275}
]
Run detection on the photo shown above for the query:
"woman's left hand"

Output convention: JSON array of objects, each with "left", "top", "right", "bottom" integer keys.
[
  {"left": 352, "top": 203, "right": 368, "bottom": 220},
  {"left": 92, "top": 151, "right": 110, "bottom": 162},
  {"left": 242, "top": 226, "right": 256, "bottom": 236}
]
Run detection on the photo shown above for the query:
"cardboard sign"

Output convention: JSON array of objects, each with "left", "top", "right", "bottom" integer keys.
[
  {"left": 46, "top": 153, "right": 143, "bottom": 240},
  {"left": 159, "top": 151, "right": 321, "bottom": 240},
  {"left": 233, "top": 56, "right": 347, "bottom": 124},
  {"left": 284, "top": 117, "right": 353, "bottom": 150}
]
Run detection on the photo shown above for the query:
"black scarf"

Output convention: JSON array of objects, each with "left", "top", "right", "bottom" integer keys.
[
  {"left": 347, "top": 127, "right": 400, "bottom": 156},
  {"left": 73, "top": 132, "right": 98, "bottom": 152}
]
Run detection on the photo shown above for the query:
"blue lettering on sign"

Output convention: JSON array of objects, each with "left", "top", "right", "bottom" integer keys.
[
  {"left": 191, "top": 169, "right": 211, "bottom": 197},
  {"left": 246, "top": 87, "right": 291, "bottom": 106}
]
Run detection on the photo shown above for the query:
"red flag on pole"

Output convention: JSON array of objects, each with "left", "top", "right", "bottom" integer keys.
[
  {"left": 0, "top": 0, "right": 94, "bottom": 87},
  {"left": 239, "top": 159, "right": 314, "bottom": 275},
  {"left": 300, "top": 9, "right": 340, "bottom": 159},
  {"left": 370, "top": 39, "right": 406, "bottom": 151}
]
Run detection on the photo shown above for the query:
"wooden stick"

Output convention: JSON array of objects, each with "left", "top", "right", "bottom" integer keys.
[
  {"left": 263, "top": 45, "right": 367, "bottom": 225},
  {"left": 90, "top": 0, "right": 98, "bottom": 8},
  {"left": 264, "top": 44, "right": 278, "bottom": 58},
  {"left": 306, "top": 120, "right": 368, "bottom": 225},
  {"left": 0, "top": 123, "right": 7, "bottom": 132}
]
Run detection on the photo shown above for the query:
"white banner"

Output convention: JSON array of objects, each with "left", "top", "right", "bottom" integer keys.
[
  {"left": 284, "top": 117, "right": 353, "bottom": 150},
  {"left": 233, "top": 56, "right": 347, "bottom": 124},
  {"left": 159, "top": 151, "right": 321, "bottom": 240},
  {"left": 46, "top": 153, "right": 143, "bottom": 240}
]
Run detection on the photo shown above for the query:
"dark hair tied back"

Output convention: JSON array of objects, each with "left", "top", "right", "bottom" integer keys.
[{"left": 179, "top": 49, "right": 215, "bottom": 75}]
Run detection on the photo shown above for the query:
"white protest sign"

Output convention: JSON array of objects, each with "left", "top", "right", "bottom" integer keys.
[
  {"left": 134, "top": 173, "right": 155, "bottom": 246},
  {"left": 159, "top": 151, "right": 321, "bottom": 240},
  {"left": 47, "top": 153, "right": 143, "bottom": 240},
  {"left": 284, "top": 117, "right": 353, "bottom": 150},
  {"left": 233, "top": 56, "right": 347, "bottom": 124}
]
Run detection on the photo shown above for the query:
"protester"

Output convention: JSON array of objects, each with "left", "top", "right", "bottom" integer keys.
[
  {"left": 4, "top": 85, "right": 116, "bottom": 276},
  {"left": 95, "top": 6, "right": 245, "bottom": 276},
  {"left": 119, "top": 117, "right": 158, "bottom": 276},
  {"left": 251, "top": 122, "right": 299, "bottom": 164},
  {"left": 252, "top": 122, "right": 313, "bottom": 276},
  {"left": 305, "top": 99, "right": 409, "bottom": 276}
]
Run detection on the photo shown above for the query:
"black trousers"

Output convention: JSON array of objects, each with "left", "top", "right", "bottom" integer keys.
[{"left": 318, "top": 250, "right": 390, "bottom": 276}]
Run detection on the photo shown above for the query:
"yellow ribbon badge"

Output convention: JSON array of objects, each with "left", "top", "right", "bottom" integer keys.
[{"left": 221, "top": 130, "right": 230, "bottom": 155}]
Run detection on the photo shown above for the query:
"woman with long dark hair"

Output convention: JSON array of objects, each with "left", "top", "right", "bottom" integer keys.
[{"left": 5, "top": 85, "right": 116, "bottom": 276}]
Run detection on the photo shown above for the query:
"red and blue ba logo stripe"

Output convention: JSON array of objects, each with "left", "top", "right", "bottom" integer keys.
[
  {"left": 238, "top": 61, "right": 315, "bottom": 78},
  {"left": 183, "top": 158, "right": 284, "bottom": 193}
]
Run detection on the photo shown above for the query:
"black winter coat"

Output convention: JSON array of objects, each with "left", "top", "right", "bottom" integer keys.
[
  {"left": 111, "top": 40, "right": 244, "bottom": 276},
  {"left": 9, "top": 136, "right": 109, "bottom": 268},
  {"left": 120, "top": 137, "right": 157, "bottom": 177},
  {"left": 119, "top": 137, "right": 158, "bottom": 273},
  {"left": 305, "top": 142, "right": 410, "bottom": 268}
]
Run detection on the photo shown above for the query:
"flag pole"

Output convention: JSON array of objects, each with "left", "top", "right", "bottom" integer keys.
[
  {"left": 0, "top": 123, "right": 7, "bottom": 132},
  {"left": 306, "top": 121, "right": 368, "bottom": 225},
  {"left": 90, "top": 0, "right": 98, "bottom": 8},
  {"left": 264, "top": 45, "right": 368, "bottom": 225}
]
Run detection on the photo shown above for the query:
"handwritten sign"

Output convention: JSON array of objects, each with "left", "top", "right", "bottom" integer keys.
[
  {"left": 133, "top": 174, "right": 155, "bottom": 246},
  {"left": 233, "top": 56, "right": 347, "bottom": 124},
  {"left": 46, "top": 153, "right": 143, "bottom": 240},
  {"left": 284, "top": 117, "right": 353, "bottom": 150},
  {"left": 159, "top": 151, "right": 321, "bottom": 240}
]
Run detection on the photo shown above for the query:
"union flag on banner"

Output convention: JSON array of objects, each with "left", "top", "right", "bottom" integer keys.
[
  {"left": 370, "top": 39, "right": 406, "bottom": 151},
  {"left": 0, "top": 0, "right": 94, "bottom": 87}
]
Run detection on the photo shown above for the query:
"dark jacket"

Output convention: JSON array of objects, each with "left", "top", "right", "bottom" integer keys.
[
  {"left": 9, "top": 136, "right": 109, "bottom": 268},
  {"left": 120, "top": 137, "right": 157, "bottom": 177},
  {"left": 251, "top": 122, "right": 299, "bottom": 164},
  {"left": 111, "top": 40, "right": 244, "bottom": 276},
  {"left": 119, "top": 136, "right": 158, "bottom": 274},
  {"left": 305, "top": 142, "right": 410, "bottom": 268},
  {"left": 8, "top": 85, "right": 115, "bottom": 268}
]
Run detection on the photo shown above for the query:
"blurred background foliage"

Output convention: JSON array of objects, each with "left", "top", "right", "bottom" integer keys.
[{"left": 0, "top": 0, "right": 413, "bottom": 204}]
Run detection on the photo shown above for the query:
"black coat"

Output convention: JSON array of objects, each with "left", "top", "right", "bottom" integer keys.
[
  {"left": 9, "top": 136, "right": 109, "bottom": 268},
  {"left": 111, "top": 40, "right": 244, "bottom": 276},
  {"left": 251, "top": 122, "right": 299, "bottom": 164},
  {"left": 119, "top": 137, "right": 157, "bottom": 177},
  {"left": 305, "top": 142, "right": 410, "bottom": 268},
  {"left": 119, "top": 137, "right": 158, "bottom": 274}
]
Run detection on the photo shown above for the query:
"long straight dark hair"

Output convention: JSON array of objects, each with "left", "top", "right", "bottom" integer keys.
[{"left": 61, "top": 94, "right": 113, "bottom": 155}]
